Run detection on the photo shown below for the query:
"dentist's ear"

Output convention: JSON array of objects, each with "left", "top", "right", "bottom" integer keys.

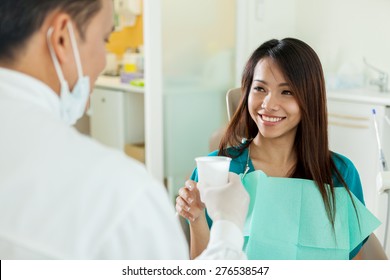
[{"left": 46, "top": 13, "right": 73, "bottom": 64}]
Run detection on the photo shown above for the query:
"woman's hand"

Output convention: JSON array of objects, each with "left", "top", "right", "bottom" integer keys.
[{"left": 175, "top": 180, "right": 205, "bottom": 222}]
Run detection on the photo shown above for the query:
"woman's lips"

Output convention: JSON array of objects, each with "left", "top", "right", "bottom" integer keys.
[{"left": 260, "top": 114, "right": 286, "bottom": 125}]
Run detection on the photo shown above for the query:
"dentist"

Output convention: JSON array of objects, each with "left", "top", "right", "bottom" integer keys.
[{"left": 0, "top": 0, "right": 248, "bottom": 259}]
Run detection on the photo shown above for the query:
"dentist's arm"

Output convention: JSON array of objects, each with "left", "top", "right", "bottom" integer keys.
[{"left": 196, "top": 172, "right": 250, "bottom": 260}]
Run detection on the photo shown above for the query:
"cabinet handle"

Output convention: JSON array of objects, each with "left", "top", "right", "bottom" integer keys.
[
  {"left": 328, "top": 113, "right": 369, "bottom": 121},
  {"left": 328, "top": 121, "right": 369, "bottom": 129}
]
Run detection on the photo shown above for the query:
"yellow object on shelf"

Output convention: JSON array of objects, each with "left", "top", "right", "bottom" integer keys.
[{"left": 124, "top": 63, "right": 137, "bottom": 73}]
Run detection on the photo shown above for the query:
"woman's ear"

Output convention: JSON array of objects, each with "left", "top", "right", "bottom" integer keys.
[{"left": 47, "top": 14, "right": 72, "bottom": 64}]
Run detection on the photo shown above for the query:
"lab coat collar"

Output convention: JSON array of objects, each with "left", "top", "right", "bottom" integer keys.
[{"left": 0, "top": 67, "right": 61, "bottom": 118}]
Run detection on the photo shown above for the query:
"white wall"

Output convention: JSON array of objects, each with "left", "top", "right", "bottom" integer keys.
[
  {"left": 295, "top": 0, "right": 390, "bottom": 88},
  {"left": 237, "top": 0, "right": 390, "bottom": 90},
  {"left": 235, "top": 0, "right": 296, "bottom": 84}
]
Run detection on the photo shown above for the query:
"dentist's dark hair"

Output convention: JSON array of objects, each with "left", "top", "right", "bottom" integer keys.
[
  {"left": 0, "top": 0, "right": 102, "bottom": 62},
  {"left": 219, "top": 38, "right": 356, "bottom": 226}
]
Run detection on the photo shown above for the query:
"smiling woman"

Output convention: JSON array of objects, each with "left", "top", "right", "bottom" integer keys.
[
  {"left": 248, "top": 58, "right": 301, "bottom": 146},
  {"left": 176, "top": 38, "right": 380, "bottom": 260}
]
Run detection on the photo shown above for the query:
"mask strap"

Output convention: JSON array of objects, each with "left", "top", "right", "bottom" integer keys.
[
  {"left": 46, "top": 27, "right": 66, "bottom": 84},
  {"left": 67, "top": 22, "right": 83, "bottom": 79}
]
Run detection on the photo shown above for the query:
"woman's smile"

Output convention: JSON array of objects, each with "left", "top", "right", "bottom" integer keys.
[{"left": 260, "top": 114, "right": 286, "bottom": 125}]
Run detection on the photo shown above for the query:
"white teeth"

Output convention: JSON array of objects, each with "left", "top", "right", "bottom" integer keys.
[{"left": 262, "top": 115, "right": 283, "bottom": 122}]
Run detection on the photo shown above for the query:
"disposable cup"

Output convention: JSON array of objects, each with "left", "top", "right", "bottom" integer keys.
[{"left": 195, "top": 156, "right": 232, "bottom": 187}]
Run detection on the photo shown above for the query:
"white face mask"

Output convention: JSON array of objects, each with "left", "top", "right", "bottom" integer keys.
[{"left": 47, "top": 22, "right": 90, "bottom": 125}]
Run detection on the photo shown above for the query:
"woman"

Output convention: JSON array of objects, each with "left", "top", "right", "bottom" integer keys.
[{"left": 176, "top": 38, "right": 377, "bottom": 260}]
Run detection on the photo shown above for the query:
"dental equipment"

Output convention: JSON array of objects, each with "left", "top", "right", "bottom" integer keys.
[
  {"left": 385, "top": 115, "right": 390, "bottom": 127},
  {"left": 364, "top": 58, "right": 389, "bottom": 92},
  {"left": 372, "top": 108, "right": 390, "bottom": 252},
  {"left": 372, "top": 109, "right": 388, "bottom": 172}
]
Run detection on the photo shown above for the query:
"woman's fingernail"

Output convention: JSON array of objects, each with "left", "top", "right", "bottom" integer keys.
[{"left": 188, "top": 198, "right": 193, "bottom": 204}]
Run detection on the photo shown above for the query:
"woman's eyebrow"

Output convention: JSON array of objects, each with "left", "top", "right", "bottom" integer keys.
[{"left": 253, "top": 79, "right": 289, "bottom": 87}]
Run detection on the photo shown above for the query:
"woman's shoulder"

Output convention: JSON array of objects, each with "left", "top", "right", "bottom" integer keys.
[
  {"left": 331, "top": 151, "right": 357, "bottom": 172},
  {"left": 207, "top": 150, "right": 219, "bottom": 156},
  {"left": 331, "top": 151, "right": 365, "bottom": 202},
  {"left": 210, "top": 147, "right": 248, "bottom": 174},
  {"left": 209, "top": 146, "right": 248, "bottom": 160}
]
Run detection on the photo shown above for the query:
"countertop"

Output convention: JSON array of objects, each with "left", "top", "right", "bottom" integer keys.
[
  {"left": 95, "top": 75, "right": 144, "bottom": 94},
  {"left": 327, "top": 87, "right": 390, "bottom": 106}
]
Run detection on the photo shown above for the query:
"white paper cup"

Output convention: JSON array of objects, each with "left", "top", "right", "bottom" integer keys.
[{"left": 195, "top": 156, "right": 232, "bottom": 187}]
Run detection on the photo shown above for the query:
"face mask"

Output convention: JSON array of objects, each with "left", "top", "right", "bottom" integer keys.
[{"left": 47, "top": 22, "right": 90, "bottom": 125}]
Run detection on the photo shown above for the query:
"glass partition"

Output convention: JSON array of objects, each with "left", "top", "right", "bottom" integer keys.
[{"left": 161, "top": 0, "right": 236, "bottom": 200}]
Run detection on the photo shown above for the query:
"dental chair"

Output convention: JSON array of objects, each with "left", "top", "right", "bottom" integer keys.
[
  {"left": 208, "top": 88, "right": 241, "bottom": 151},
  {"left": 209, "top": 87, "right": 388, "bottom": 260}
]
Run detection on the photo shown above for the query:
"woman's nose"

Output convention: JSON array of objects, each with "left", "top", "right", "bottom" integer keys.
[{"left": 261, "top": 94, "right": 279, "bottom": 111}]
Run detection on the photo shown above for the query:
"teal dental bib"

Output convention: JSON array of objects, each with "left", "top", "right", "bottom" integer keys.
[{"left": 241, "top": 170, "right": 381, "bottom": 259}]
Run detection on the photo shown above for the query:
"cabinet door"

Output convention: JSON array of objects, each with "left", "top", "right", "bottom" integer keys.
[
  {"left": 328, "top": 100, "right": 384, "bottom": 210},
  {"left": 90, "top": 88, "right": 125, "bottom": 150},
  {"left": 328, "top": 99, "right": 389, "bottom": 250}
]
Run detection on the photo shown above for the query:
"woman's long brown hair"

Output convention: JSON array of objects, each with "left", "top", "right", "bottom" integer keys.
[{"left": 219, "top": 38, "right": 354, "bottom": 226}]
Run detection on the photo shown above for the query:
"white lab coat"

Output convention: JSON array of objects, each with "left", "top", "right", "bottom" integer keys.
[{"left": 0, "top": 68, "right": 244, "bottom": 260}]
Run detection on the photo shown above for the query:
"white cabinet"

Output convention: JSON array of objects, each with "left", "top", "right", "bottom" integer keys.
[
  {"left": 327, "top": 89, "right": 390, "bottom": 255},
  {"left": 328, "top": 100, "right": 384, "bottom": 211},
  {"left": 90, "top": 76, "right": 145, "bottom": 151},
  {"left": 90, "top": 88, "right": 125, "bottom": 149}
]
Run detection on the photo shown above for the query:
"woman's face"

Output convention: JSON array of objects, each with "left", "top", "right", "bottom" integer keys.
[{"left": 248, "top": 57, "right": 301, "bottom": 141}]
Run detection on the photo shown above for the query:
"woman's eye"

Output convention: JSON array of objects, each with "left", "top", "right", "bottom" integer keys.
[
  {"left": 254, "top": 86, "right": 265, "bottom": 92},
  {"left": 282, "top": 90, "right": 293, "bottom": 95}
]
